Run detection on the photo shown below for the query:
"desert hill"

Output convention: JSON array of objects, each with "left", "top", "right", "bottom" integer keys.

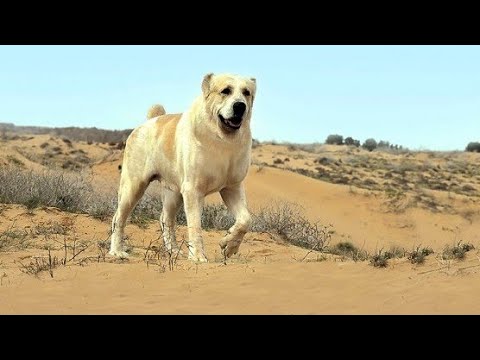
[{"left": 1, "top": 127, "right": 480, "bottom": 314}]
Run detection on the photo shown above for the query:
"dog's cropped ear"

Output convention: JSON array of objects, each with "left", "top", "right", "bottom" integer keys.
[{"left": 202, "top": 73, "right": 214, "bottom": 96}]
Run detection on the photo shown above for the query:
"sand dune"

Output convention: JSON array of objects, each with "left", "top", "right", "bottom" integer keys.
[{"left": 1, "top": 134, "right": 480, "bottom": 314}]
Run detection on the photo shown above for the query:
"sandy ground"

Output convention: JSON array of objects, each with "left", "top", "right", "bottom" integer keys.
[
  {"left": 1, "top": 205, "right": 480, "bottom": 315},
  {"left": 1, "top": 135, "right": 480, "bottom": 314}
]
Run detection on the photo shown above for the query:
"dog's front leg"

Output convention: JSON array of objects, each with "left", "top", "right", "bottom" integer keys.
[
  {"left": 181, "top": 184, "right": 208, "bottom": 263},
  {"left": 219, "top": 183, "right": 252, "bottom": 258}
]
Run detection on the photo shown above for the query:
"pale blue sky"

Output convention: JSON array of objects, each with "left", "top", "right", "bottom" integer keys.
[{"left": 1, "top": 45, "right": 479, "bottom": 150}]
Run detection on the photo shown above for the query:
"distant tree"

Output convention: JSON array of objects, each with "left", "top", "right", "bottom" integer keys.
[
  {"left": 325, "top": 134, "right": 344, "bottom": 145},
  {"left": 344, "top": 137, "right": 354, "bottom": 146},
  {"left": 466, "top": 142, "right": 480, "bottom": 153},
  {"left": 362, "top": 138, "right": 377, "bottom": 152},
  {"left": 353, "top": 140, "right": 361, "bottom": 147},
  {"left": 378, "top": 140, "right": 390, "bottom": 148}
]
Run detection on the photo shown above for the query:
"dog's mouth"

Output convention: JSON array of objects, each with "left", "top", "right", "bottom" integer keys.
[{"left": 219, "top": 114, "right": 242, "bottom": 130}]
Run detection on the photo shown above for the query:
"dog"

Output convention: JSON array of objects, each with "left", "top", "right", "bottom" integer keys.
[{"left": 109, "top": 73, "right": 257, "bottom": 262}]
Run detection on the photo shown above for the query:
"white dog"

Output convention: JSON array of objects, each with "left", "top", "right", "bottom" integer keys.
[{"left": 109, "top": 73, "right": 257, "bottom": 262}]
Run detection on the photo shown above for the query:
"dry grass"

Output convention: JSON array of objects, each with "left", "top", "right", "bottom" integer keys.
[
  {"left": 407, "top": 246, "right": 434, "bottom": 264},
  {"left": 7, "top": 155, "right": 25, "bottom": 167},
  {"left": 0, "top": 168, "right": 333, "bottom": 251},
  {"left": 142, "top": 237, "right": 188, "bottom": 272},
  {"left": 0, "top": 167, "right": 92, "bottom": 212},
  {"left": 326, "top": 242, "right": 369, "bottom": 262},
  {"left": 0, "top": 223, "right": 29, "bottom": 251},
  {"left": 1, "top": 123, "right": 132, "bottom": 144},
  {"left": 324, "top": 243, "right": 435, "bottom": 268},
  {"left": 18, "top": 248, "right": 59, "bottom": 278},
  {"left": 370, "top": 251, "right": 389, "bottom": 268},
  {"left": 261, "top": 145, "right": 479, "bottom": 217},
  {"left": 252, "top": 201, "right": 334, "bottom": 250},
  {"left": 442, "top": 241, "right": 475, "bottom": 261}
]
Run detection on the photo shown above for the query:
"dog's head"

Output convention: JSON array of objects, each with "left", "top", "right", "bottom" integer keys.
[{"left": 201, "top": 73, "right": 256, "bottom": 135}]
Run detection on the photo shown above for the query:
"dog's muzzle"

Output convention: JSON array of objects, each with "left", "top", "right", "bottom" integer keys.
[
  {"left": 219, "top": 114, "right": 243, "bottom": 130},
  {"left": 219, "top": 102, "right": 246, "bottom": 131}
]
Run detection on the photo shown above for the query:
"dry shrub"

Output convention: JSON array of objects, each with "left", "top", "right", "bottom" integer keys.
[
  {"left": 0, "top": 167, "right": 92, "bottom": 212},
  {"left": 251, "top": 201, "right": 333, "bottom": 250},
  {"left": 0, "top": 169, "right": 335, "bottom": 252}
]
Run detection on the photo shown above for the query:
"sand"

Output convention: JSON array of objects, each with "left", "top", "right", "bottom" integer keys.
[{"left": 1, "top": 135, "right": 480, "bottom": 314}]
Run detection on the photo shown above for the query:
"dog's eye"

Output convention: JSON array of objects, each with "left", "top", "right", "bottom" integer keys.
[
  {"left": 243, "top": 89, "right": 251, "bottom": 97},
  {"left": 221, "top": 88, "right": 231, "bottom": 95}
]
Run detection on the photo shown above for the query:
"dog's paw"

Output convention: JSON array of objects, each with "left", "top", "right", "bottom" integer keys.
[
  {"left": 108, "top": 249, "right": 129, "bottom": 258},
  {"left": 220, "top": 240, "right": 240, "bottom": 258}
]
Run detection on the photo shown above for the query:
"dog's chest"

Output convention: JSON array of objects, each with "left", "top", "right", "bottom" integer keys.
[{"left": 195, "top": 149, "right": 249, "bottom": 194}]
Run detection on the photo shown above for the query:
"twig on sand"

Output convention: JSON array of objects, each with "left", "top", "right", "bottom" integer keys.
[{"left": 417, "top": 266, "right": 449, "bottom": 275}]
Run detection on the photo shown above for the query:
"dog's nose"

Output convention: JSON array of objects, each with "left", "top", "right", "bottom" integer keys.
[{"left": 233, "top": 102, "right": 246, "bottom": 117}]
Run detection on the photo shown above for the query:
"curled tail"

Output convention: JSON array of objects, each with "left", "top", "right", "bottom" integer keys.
[{"left": 147, "top": 104, "right": 166, "bottom": 119}]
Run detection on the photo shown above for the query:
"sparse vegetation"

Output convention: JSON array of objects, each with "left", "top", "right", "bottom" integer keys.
[
  {"left": 130, "top": 194, "right": 163, "bottom": 228},
  {"left": 0, "top": 224, "right": 29, "bottom": 251},
  {"left": 370, "top": 250, "right": 389, "bottom": 268},
  {"left": 442, "top": 242, "right": 474, "bottom": 260},
  {"left": 32, "top": 221, "right": 73, "bottom": 237},
  {"left": 1, "top": 129, "right": 479, "bottom": 282},
  {"left": 89, "top": 194, "right": 117, "bottom": 221},
  {"left": 7, "top": 155, "right": 24, "bottom": 167},
  {"left": 16, "top": 231, "right": 93, "bottom": 278},
  {"left": 326, "top": 242, "right": 368, "bottom": 262},
  {"left": 325, "top": 243, "right": 435, "bottom": 268},
  {"left": 19, "top": 250, "right": 59, "bottom": 278},
  {"left": 407, "top": 246, "right": 434, "bottom": 264},
  {"left": 0, "top": 167, "right": 92, "bottom": 212},
  {"left": 200, "top": 204, "right": 235, "bottom": 230},
  {"left": 314, "top": 157, "right": 332, "bottom": 165},
  {"left": 384, "top": 246, "right": 406, "bottom": 260},
  {"left": 0, "top": 123, "right": 132, "bottom": 144},
  {"left": 383, "top": 188, "right": 409, "bottom": 213},
  {"left": 0, "top": 168, "right": 334, "bottom": 253},
  {"left": 252, "top": 201, "right": 333, "bottom": 250},
  {"left": 255, "top": 142, "right": 479, "bottom": 214},
  {"left": 62, "top": 137, "right": 72, "bottom": 147}
]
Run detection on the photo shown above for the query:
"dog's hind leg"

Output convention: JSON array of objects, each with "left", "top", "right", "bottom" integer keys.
[
  {"left": 109, "top": 175, "right": 148, "bottom": 258},
  {"left": 219, "top": 183, "right": 252, "bottom": 258},
  {"left": 160, "top": 188, "right": 183, "bottom": 253}
]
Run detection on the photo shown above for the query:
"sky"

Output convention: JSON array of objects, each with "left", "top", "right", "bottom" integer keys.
[{"left": 0, "top": 45, "right": 479, "bottom": 151}]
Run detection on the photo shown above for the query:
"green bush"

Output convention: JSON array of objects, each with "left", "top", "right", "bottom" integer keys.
[
  {"left": 362, "top": 138, "right": 377, "bottom": 152},
  {"left": 344, "top": 137, "right": 354, "bottom": 146},
  {"left": 378, "top": 140, "right": 390, "bottom": 148},
  {"left": 466, "top": 142, "right": 480, "bottom": 153},
  {"left": 345, "top": 137, "right": 361, "bottom": 147},
  {"left": 325, "top": 134, "right": 343, "bottom": 145}
]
